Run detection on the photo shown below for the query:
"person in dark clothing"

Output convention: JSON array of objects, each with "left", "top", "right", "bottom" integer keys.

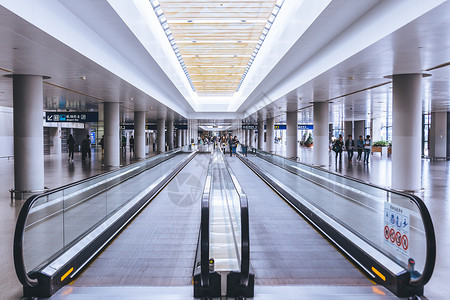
[
  {"left": 99, "top": 135, "right": 104, "bottom": 154},
  {"left": 129, "top": 135, "right": 134, "bottom": 154},
  {"left": 81, "top": 135, "right": 91, "bottom": 161},
  {"left": 363, "top": 135, "right": 372, "bottom": 163},
  {"left": 332, "top": 134, "right": 344, "bottom": 163},
  {"left": 356, "top": 135, "right": 364, "bottom": 162},
  {"left": 67, "top": 134, "right": 76, "bottom": 162},
  {"left": 345, "top": 134, "right": 355, "bottom": 163},
  {"left": 121, "top": 135, "right": 127, "bottom": 154},
  {"left": 228, "top": 135, "right": 233, "bottom": 157}
]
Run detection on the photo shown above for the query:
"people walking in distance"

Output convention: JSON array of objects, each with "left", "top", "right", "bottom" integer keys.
[
  {"left": 228, "top": 135, "right": 233, "bottom": 157},
  {"left": 232, "top": 136, "right": 239, "bottom": 156},
  {"left": 98, "top": 135, "right": 104, "bottom": 155},
  {"left": 356, "top": 135, "right": 364, "bottom": 162},
  {"left": 121, "top": 135, "right": 126, "bottom": 154},
  {"left": 363, "top": 135, "right": 372, "bottom": 163},
  {"left": 67, "top": 134, "right": 76, "bottom": 162},
  {"left": 81, "top": 135, "right": 91, "bottom": 161},
  {"left": 345, "top": 134, "right": 355, "bottom": 163},
  {"left": 129, "top": 135, "right": 134, "bottom": 155},
  {"left": 332, "top": 134, "right": 344, "bottom": 163}
]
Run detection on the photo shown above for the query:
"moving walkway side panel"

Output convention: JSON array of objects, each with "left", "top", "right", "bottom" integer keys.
[
  {"left": 236, "top": 152, "right": 435, "bottom": 298},
  {"left": 72, "top": 153, "right": 210, "bottom": 288},
  {"left": 225, "top": 156, "right": 369, "bottom": 287},
  {"left": 14, "top": 150, "right": 202, "bottom": 298}
]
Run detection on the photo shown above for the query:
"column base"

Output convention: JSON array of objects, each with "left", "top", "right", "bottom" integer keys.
[{"left": 10, "top": 187, "right": 49, "bottom": 202}]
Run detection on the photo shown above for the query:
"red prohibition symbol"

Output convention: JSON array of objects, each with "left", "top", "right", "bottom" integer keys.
[
  {"left": 395, "top": 231, "right": 402, "bottom": 246},
  {"left": 389, "top": 228, "right": 395, "bottom": 243},
  {"left": 402, "top": 235, "right": 409, "bottom": 250},
  {"left": 384, "top": 226, "right": 390, "bottom": 240}
]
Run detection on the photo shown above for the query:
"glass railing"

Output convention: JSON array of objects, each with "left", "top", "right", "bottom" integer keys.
[
  {"left": 245, "top": 149, "right": 435, "bottom": 292},
  {"left": 14, "top": 148, "right": 188, "bottom": 288}
]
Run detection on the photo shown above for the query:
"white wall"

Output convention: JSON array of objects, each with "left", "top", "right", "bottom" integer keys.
[{"left": 0, "top": 106, "right": 13, "bottom": 157}]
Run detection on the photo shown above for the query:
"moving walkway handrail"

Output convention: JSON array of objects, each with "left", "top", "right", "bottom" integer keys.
[
  {"left": 224, "top": 158, "right": 251, "bottom": 287},
  {"left": 250, "top": 148, "right": 436, "bottom": 287},
  {"left": 200, "top": 170, "right": 211, "bottom": 286},
  {"left": 14, "top": 148, "right": 181, "bottom": 288}
]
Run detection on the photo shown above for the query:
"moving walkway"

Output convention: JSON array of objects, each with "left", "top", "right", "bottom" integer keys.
[{"left": 232, "top": 148, "right": 435, "bottom": 298}]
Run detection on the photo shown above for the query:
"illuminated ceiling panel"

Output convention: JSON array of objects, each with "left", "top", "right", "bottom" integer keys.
[{"left": 151, "top": 0, "right": 284, "bottom": 96}]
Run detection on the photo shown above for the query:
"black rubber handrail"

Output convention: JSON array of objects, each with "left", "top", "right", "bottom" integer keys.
[
  {"left": 200, "top": 159, "right": 212, "bottom": 287},
  {"left": 224, "top": 158, "right": 251, "bottom": 287},
  {"left": 252, "top": 148, "right": 436, "bottom": 287},
  {"left": 13, "top": 148, "right": 182, "bottom": 288}
]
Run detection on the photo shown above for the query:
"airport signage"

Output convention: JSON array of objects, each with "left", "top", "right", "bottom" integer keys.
[
  {"left": 262, "top": 124, "right": 313, "bottom": 130},
  {"left": 242, "top": 124, "right": 258, "bottom": 130},
  {"left": 46, "top": 112, "right": 98, "bottom": 123},
  {"left": 383, "top": 202, "right": 410, "bottom": 259}
]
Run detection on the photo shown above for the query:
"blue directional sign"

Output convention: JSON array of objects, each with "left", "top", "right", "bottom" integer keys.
[{"left": 46, "top": 112, "right": 98, "bottom": 123}]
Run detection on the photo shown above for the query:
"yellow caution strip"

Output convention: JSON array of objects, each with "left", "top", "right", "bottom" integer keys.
[
  {"left": 371, "top": 266, "right": 386, "bottom": 281},
  {"left": 61, "top": 267, "right": 74, "bottom": 282}
]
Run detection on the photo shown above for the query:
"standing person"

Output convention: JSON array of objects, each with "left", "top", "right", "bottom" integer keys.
[
  {"left": 332, "top": 134, "right": 344, "bottom": 163},
  {"left": 98, "top": 135, "right": 104, "bottom": 154},
  {"left": 363, "top": 135, "right": 372, "bottom": 163},
  {"left": 356, "top": 135, "right": 364, "bottom": 162},
  {"left": 228, "top": 135, "right": 233, "bottom": 157},
  {"left": 121, "top": 135, "right": 126, "bottom": 154},
  {"left": 221, "top": 137, "right": 226, "bottom": 154},
  {"left": 67, "top": 134, "right": 76, "bottom": 162},
  {"left": 129, "top": 135, "right": 134, "bottom": 154},
  {"left": 232, "top": 136, "right": 239, "bottom": 156},
  {"left": 345, "top": 134, "right": 355, "bottom": 163},
  {"left": 81, "top": 135, "right": 91, "bottom": 161}
]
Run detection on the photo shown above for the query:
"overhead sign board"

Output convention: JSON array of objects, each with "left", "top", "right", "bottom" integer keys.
[
  {"left": 46, "top": 112, "right": 98, "bottom": 123},
  {"left": 242, "top": 124, "right": 258, "bottom": 130}
]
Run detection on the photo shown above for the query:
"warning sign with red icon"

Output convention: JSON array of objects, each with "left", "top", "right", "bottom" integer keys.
[{"left": 383, "top": 202, "right": 410, "bottom": 259}]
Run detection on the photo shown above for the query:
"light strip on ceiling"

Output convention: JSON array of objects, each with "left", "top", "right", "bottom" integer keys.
[
  {"left": 168, "top": 19, "right": 267, "bottom": 24},
  {"left": 150, "top": 0, "right": 195, "bottom": 91},
  {"left": 236, "top": 0, "right": 285, "bottom": 92}
]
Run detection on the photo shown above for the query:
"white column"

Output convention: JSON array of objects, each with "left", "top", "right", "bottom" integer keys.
[
  {"left": 286, "top": 111, "right": 298, "bottom": 159},
  {"left": 104, "top": 102, "right": 120, "bottom": 166},
  {"left": 258, "top": 120, "right": 264, "bottom": 150},
  {"left": 391, "top": 74, "right": 423, "bottom": 191},
  {"left": 157, "top": 118, "right": 165, "bottom": 153},
  {"left": 176, "top": 128, "right": 182, "bottom": 148},
  {"left": 167, "top": 119, "right": 174, "bottom": 150},
  {"left": 134, "top": 111, "right": 145, "bottom": 159},
  {"left": 12, "top": 75, "right": 45, "bottom": 193},
  {"left": 266, "top": 117, "right": 275, "bottom": 153},
  {"left": 313, "top": 102, "right": 329, "bottom": 166}
]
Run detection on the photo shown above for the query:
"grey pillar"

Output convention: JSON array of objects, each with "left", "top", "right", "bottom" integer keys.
[
  {"left": 258, "top": 121, "right": 264, "bottom": 150},
  {"left": 429, "top": 112, "right": 447, "bottom": 158},
  {"left": 249, "top": 130, "right": 254, "bottom": 148},
  {"left": 344, "top": 121, "right": 353, "bottom": 139},
  {"left": 176, "top": 129, "right": 182, "bottom": 148},
  {"left": 286, "top": 111, "right": 298, "bottom": 159},
  {"left": 157, "top": 118, "right": 166, "bottom": 153},
  {"left": 12, "top": 75, "right": 45, "bottom": 193},
  {"left": 49, "top": 124, "right": 62, "bottom": 155},
  {"left": 134, "top": 111, "right": 145, "bottom": 159},
  {"left": 167, "top": 119, "right": 174, "bottom": 150},
  {"left": 313, "top": 102, "right": 329, "bottom": 166},
  {"left": 149, "top": 131, "right": 155, "bottom": 153},
  {"left": 354, "top": 120, "right": 365, "bottom": 140},
  {"left": 266, "top": 118, "right": 275, "bottom": 153},
  {"left": 391, "top": 74, "right": 423, "bottom": 191},
  {"left": 104, "top": 102, "right": 120, "bottom": 166}
]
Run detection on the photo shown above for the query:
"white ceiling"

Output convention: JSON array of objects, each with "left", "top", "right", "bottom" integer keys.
[{"left": 0, "top": 0, "right": 448, "bottom": 129}]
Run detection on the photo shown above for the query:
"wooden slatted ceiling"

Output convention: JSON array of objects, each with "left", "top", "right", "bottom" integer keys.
[{"left": 157, "top": 0, "right": 278, "bottom": 95}]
